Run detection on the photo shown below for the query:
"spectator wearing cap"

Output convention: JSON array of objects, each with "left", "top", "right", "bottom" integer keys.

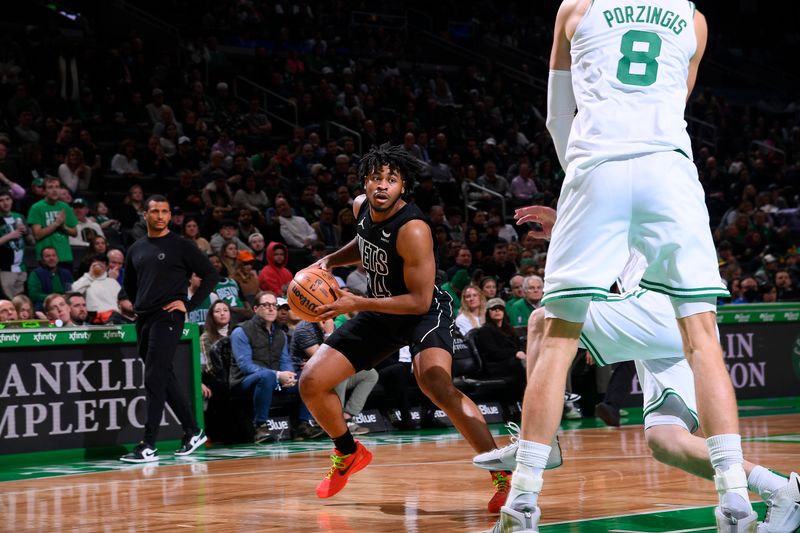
[
  {"left": 258, "top": 242, "right": 293, "bottom": 296},
  {"left": 441, "top": 268, "right": 471, "bottom": 315},
  {"left": 69, "top": 197, "right": 104, "bottom": 248},
  {"left": 20, "top": 176, "right": 46, "bottom": 215},
  {"left": 755, "top": 254, "right": 780, "bottom": 286},
  {"left": 171, "top": 136, "right": 201, "bottom": 174},
  {"left": 231, "top": 250, "right": 260, "bottom": 303},
  {"left": 168, "top": 206, "right": 185, "bottom": 234},
  {"left": 72, "top": 253, "right": 122, "bottom": 314},
  {"left": 472, "top": 298, "right": 526, "bottom": 400},
  {"left": 209, "top": 219, "right": 252, "bottom": 255},
  {"left": 244, "top": 233, "right": 265, "bottom": 270}
]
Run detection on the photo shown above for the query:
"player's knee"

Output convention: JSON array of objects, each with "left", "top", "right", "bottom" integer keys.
[
  {"left": 298, "top": 371, "right": 317, "bottom": 399},
  {"left": 418, "top": 373, "right": 457, "bottom": 404},
  {"left": 644, "top": 426, "right": 674, "bottom": 465},
  {"left": 528, "top": 306, "right": 546, "bottom": 336}
]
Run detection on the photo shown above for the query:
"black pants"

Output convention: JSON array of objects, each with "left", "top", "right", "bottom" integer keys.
[
  {"left": 603, "top": 361, "right": 636, "bottom": 409},
  {"left": 136, "top": 309, "right": 198, "bottom": 446}
]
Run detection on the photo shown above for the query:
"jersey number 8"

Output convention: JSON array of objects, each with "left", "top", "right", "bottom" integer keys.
[{"left": 616, "top": 30, "right": 662, "bottom": 86}]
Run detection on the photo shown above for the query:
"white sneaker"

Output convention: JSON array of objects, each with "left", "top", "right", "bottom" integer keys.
[
  {"left": 715, "top": 504, "right": 758, "bottom": 533},
  {"left": 715, "top": 465, "right": 758, "bottom": 533},
  {"left": 473, "top": 423, "right": 562, "bottom": 471},
  {"left": 487, "top": 494, "right": 541, "bottom": 533},
  {"left": 758, "top": 472, "right": 800, "bottom": 533},
  {"left": 563, "top": 402, "right": 582, "bottom": 420}
]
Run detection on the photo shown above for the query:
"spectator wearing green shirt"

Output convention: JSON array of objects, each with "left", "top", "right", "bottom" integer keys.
[
  {"left": 506, "top": 275, "right": 543, "bottom": 330},
  {"left": 0, "top": 187, "right": 28, "bottom": 298},
  {"left": 505, "top": 274, "right": 525, "bottom": 307},
  {"left": 27, "top": 176, "right": 78, "bottom": 268}
]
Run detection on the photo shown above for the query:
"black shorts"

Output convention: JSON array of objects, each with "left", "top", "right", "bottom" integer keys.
[{"left": 324, "top": 306, "right": 455, "bottom": 371}]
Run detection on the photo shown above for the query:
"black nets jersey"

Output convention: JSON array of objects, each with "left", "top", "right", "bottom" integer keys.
[{"left": 355, "top": 201, "right": 448, "bottom": 313}]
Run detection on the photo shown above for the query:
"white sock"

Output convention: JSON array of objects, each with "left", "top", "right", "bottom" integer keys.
[
  {"left": 706, "top": 434, "right": 744, "bottom": 471},
  {"left": 747, "top": 465, "right": 787, "bottom": 501},
  {"left": 508, "top": 439, "right": 550, "bottom": 504}
]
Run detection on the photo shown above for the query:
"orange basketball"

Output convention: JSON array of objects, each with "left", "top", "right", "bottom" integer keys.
[{"left": 287, "top": 267, "right": 339, "bottom": 322}]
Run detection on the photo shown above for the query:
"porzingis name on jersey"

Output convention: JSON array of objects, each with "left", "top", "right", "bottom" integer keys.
[{"left": 602, "top": 4, "right": 689, "bottom": 35}]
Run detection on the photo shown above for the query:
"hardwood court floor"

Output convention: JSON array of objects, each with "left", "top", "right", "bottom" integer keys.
[{"left": 1, "top": 412, "right": 798, "bottom": 532}]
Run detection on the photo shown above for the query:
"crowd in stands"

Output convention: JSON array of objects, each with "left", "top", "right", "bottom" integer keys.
[{"left": 0, "top": 1, "right": 798, "bottom": 442}]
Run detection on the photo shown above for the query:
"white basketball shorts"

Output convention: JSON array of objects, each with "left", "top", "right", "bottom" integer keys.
[
  {"left": 543, "top": 150, "right": 728, "bottom": 310},
  {"left": 578, "top": 289, "right": 699, "bottom": 432}
]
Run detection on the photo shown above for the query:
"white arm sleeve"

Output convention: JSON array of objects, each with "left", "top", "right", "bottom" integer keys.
[{"left": 545, "top": 69, "right": 576, "bottom": 170}]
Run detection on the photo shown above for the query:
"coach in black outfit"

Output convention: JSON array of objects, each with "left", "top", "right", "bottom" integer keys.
[{"left": 120, "top": 195, "right": 219, "bottom": 463}]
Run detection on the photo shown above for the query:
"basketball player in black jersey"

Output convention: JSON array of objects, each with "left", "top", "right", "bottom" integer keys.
[{"left": 299, "top": 143, "right": 510, "bottom": 511}]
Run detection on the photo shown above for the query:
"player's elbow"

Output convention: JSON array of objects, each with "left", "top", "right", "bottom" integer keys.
[{"left": 411, "top": 294, "right": 432, "bottom": 314}]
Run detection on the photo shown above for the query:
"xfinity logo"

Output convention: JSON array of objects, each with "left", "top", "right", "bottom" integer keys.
[
  {"left": 0, "top": 334, "right": 21, "bottom": 343},
  {"left": 33, "top": 332, "right": 57, "bottom": 343},
  {"left": 102, "top": 330, "right": 126, "bottom": 340},
  {"left": 68, "top": 331, "right": 91, "bottom": 342}
]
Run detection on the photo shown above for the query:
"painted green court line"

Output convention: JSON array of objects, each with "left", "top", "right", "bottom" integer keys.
[
  {"left": 1, "top": 397, "right": 797, "bottom": 483},
  {"left": 539, "top": 503, "right": 768, "bottom": 532}
]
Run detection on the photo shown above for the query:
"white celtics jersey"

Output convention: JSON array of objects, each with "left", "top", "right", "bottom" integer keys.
[{"left": 566, "top": 0, "right": 697, "bottom": 170}]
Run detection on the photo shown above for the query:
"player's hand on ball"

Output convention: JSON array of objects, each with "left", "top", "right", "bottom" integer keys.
[{"left": 317, "top": 287, "right": 360, "bottom": 320}]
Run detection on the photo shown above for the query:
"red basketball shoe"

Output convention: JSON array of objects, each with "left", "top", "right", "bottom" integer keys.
[
  {"left": 316, "top": 441, "right": 373, "bottom": 498},
  {"left": 488, "top": 470, "right": 512, "bottom": 513}
]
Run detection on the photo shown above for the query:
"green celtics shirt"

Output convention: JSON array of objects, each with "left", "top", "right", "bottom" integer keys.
[{"left": 27, "top": 199, "right": 78, "bottom": 262}]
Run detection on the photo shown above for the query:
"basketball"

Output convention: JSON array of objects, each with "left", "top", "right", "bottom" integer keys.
[{"left": 287, "top": 267, "right": 339, "bottom": 322}]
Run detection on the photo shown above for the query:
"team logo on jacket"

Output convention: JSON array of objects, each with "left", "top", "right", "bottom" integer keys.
[{"left": 158, "top": 253, "right": 166, "bottom": 260}]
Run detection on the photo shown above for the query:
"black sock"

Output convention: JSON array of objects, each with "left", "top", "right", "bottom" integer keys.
[{"left": 332, "top": 429, "right": 357, "bottom": 455}]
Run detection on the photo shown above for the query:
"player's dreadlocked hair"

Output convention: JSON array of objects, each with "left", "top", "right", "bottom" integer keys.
[{"left": 358, "top": 142, "right": 425, "bottom": 194}]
